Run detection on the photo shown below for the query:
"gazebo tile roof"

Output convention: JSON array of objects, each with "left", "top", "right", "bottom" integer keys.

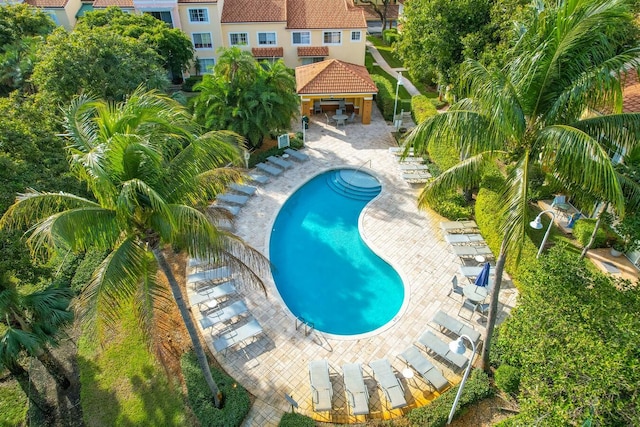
[{"left": 296, "top": 59, "right": 377, "bottom": 94}]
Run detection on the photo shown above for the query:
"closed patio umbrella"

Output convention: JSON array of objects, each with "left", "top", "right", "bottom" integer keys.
[{"left": 474, "top": 262, "right": 490, "bottom": 287}]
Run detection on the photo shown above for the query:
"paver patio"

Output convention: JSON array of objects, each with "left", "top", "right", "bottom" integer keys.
[{"left": 186, "top": 108, "right": 519, "bottom": 426}]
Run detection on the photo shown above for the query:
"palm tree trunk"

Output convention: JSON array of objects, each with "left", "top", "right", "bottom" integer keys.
[
  {"left": 153, "top": 248, "right": 222, "bottom": 408},
  {"left": 580, "top": 202, "right": 608, "bottom": 260},
  {"left": 35, "top": 347, "right": 71, "bottom": 390},
  {"left": 480, "top": 238, "right": 508, "bottom": 371},
  {"left": 8, "top": 362, "right": 52, "bottom": 413}
]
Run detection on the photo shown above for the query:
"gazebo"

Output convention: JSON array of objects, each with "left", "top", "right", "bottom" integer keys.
[{"left": 295, "top": 59, "right": 378, "bottom": 124}]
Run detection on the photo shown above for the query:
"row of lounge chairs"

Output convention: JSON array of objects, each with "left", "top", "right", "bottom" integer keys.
[
  {"left": 309, "top": 311, "right": 481, "bottom": 415},
  {"left": 440, "top": 220, "right": 497, "bottom": 278},
  {"left": 388, "top": 146, "right": 432, "bottom": 183},
  {"left": 254, "top": 149, "right": 310, "bottom": 178},
  {"left": 186, "top": 259, "right": 264, "bottom": 355}
]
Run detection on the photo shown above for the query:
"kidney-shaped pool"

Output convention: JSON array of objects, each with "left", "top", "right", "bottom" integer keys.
[{"left": 269, "top": 169, "right": 405, "bottom": 336}]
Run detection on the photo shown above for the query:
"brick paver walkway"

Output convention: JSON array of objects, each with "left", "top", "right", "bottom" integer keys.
[{"left": 187, "top": 109, "right": 518, "bottom": 426}]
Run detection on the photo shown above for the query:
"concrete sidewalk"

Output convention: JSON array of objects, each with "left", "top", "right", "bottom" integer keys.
[{"left": 366, "top": 40, "right": 421, "bottom": 97}]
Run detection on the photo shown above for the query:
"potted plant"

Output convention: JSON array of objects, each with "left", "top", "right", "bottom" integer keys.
[{"left": 611, "top": 214, "right": 640, "bottom": 256}]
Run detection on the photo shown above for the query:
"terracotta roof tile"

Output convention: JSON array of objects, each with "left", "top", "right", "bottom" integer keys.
[
  {"left": 179, "top": 0, "right": 217, "bottom": 3},
  {"left": 623, "top": 72, "right": 640, "bottom": 113},
  {"left": 287, "top": 0, "right": 366, "bottom": 29},
  {"left": 251, "top": 47, "right": 284, "bottom": 57},
  {"left": 25, "top": 0, "right": 67, "bottom": 8},
  {"left": 297, "top": 46, "right": 329, "bottom": 57},
  {"left": 93, "top": 0, "right": 133, "bottom": 7},
  {"left": 357, "top": 4, "right": 399, "bottom": 21},
  {"left": 221, "top": 0, "right": 286, "bottom": 22},
  {"left": 296, "top": 59, "right": 377, "bottom": 94}
]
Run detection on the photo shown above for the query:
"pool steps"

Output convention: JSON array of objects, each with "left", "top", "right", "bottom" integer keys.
[{"left": 326, "top": 170, "right": 382, "bottom": 200}]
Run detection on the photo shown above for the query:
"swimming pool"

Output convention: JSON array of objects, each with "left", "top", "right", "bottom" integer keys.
[{"left": 269, "top": 169, "right": 405, "bottom": 336}]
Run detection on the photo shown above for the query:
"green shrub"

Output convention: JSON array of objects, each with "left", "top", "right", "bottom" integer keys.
[
  {"left": 430, "top": 193, "right": 473, "bottom": 220},
  {"left": 430, "top": 98, "right": 448, "bottom": 109},
  {"left": 382, "top": 28, "right": 399, "bottom": 45},
  {"left": 407, "top": 369, "right": 493, "bottom": 426},
  {"left": 428, "top": 139, "right": 459, "bottom": 172},
  {"left": 278, "top": 412, "right": 315, "bottom": 427},
  {"left": 494, "top": 364, "right": 521, "bottom": 396},
  {"left": 573, "top": 218, "right": 607, "bottom": 248},
  {"left": 371, "top": 75, "right": 395, "bottom": 121},
  {"left": 365, "top": 52, "right": 374, "bottom": 73},
  {"left": 181, "top": 352, "right": 250, "bottom": 427},
  {"left": 182, "top": 76, "right": 203, "bottom": 92},
  {"left": 71, "top": 249, "right": 108, "bottom": 292},
  {"left": 411, "top": 95, "right": 438, "bottom": 124}
]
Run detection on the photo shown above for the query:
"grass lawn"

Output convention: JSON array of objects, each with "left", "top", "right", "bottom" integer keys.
[
  {"left": 526, "top": 211, "right": 582, "bottom": 257},
  {"left": 367, "top": 35, "right": 404, "bottom": 68},
  {"left": 78, "top": 299, "right": 189, "bottom": 427},
  {"left": 0, "top": 377, "right": 28, "bottom": 425}
]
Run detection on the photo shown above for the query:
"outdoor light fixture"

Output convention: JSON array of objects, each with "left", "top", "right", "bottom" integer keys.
[
  {"left": 447, "top": 335, "right": 477, "bottom": 425},
  {"left": 393, "top": 72, "right": 403, "bottom": 129},
  {"left": 529, "top": 210, "right": 555, "bottom": 258}
]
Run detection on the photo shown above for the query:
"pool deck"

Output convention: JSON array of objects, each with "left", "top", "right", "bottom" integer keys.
[{"left": 187, "top": 108, "right": 519, "bottom": 426}]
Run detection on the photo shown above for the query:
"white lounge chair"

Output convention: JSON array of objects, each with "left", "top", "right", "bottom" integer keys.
[
  {"left": 266, "top": 156, "right": 293, "bottom": 170},
  {"left": 388, "top": 146, "right": 415, "bottom": 156},
  {"left": 229, "top": 183, "right": 257, "bottom": 196},
  {"left": 369, "top": 359, "right": 407, "bottom": 409},
  {"left": 187, "top": 266, "right": 231, "bottom": 290},
  {"left": 284, "top": 148, "right": 310, "bottom": 162},
  {"left": 452, "top": 245, "right": 493, "bottom": 258},
  {"left": 199, "top": 300, "right": 248, "bottom": 329},
  {"left": 343, "top": 363, "right": 369, "bottom": 416},
  {"left": 217, "top": 193, "right": 249, "bottom": 205},
  {"left": 398, "top": 164, "right": 430, "bottom": 171},
  {"left": 431, "top": 310, "right": 481, "bottom": 343},
  {"left": 444, "top": 233, "right": 485, "bottom": 244},
  {"left": 190, "top": 280, "right": 236, "bottom": 312},
  {"left": 309, "top": 360, "right": 333, "bottom": 412},
  {"left": 256, "top": 162, "right": 283, "bottom": 176},
  {"left": 402, "top": 172, "right": 432, "bottom": 182},
  {"left": 459, "top": 265, "right": 496, "bottom": 278},
  {"left": 440, "top": 220, "right": 478, "bottom": 232},
  {"left": 248, "top": 173, "right": 269, "bottom": 185},
  {"left": 209, "top": 203, "right": 241, "bottom": 217},
  {"left": 398, "top": 347, "right": 449, "bottom": 392},
  {"left": 417, "top": 330, "right": 468, "bottom": 369},
  {"left": 213, "top": 318, "right": 263, "bottom": 353}
]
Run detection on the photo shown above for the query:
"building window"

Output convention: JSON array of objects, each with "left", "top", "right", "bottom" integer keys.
[
  {"left": 292, "top": 31, "right": 310, "bottom": 45},
  {"left": 257, "top": 32, "right": 277, "bottom": 46},
  {"left": 351, "top": 31, "right": 361, "bottom": 42},
  {"left": 301, "top": 57, "right": 325, "bottom": 65},
  {"left": 323, "top": 31, "right": 341, "bottom": 45},
  {"left": 192, "top": 33, "right": 213, "bottom": 49},
  {"left": 146, "top": 11, "right": 173, "bottom": 28},
  {"left": 199, "top": 58, "right": 215, "bottom": 74},
  {"left": 188, "top": 8, "right": 208, "bottom": 23},
  {"left": 229, "top": 32, "right": 249, "bottom": 46}
]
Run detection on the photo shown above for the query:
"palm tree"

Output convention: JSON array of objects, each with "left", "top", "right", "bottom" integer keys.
[
  {"left": 404, "top": 0, "right": 640, "bottom": 370},
  {"left": 1, "top": 87, "right": 268, "bottom": 407},
  {"left": 0, "top": 273, "right": 73, "bottom": 407}
]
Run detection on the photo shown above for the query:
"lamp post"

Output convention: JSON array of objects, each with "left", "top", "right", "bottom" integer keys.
[
  {"left": 529, "top": 209, "right": 556, "bottom": 258},
  {"left": 447, "top": 335, "right": 477, "bottom": 425},
  {"left": 393, "top": 72, "right": 403, "bottom": 128}
]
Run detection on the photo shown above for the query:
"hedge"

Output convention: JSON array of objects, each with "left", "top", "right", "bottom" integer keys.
[
  {"left": 278, "top": 412, "right": 315, "bottom": 427},
  {"left": 406, "top": 369, "right": 493, "bottom": 426},
  {"left": 371, "top": 74, "right": 395, "bottom": 121},
  {"left": 383, "top": 28, "right": 400, "bottom": 45},
  {"left": 180, "top": 352, "right": 251, "bottom": 427},
  {"left": 429, "top": 192, "right": 473, "bottom": 220},
  {"left": 182, "top": 75, "right": 203, "bottom": 92},
  {"left": 411, "top": 95, "right": 438, "bottom": 124},
  {"left": 494, "top": 364, "right": 521, "bottom": 396},
  {"left": 573, "top": 218, "right": 607, "bottom": 248}
]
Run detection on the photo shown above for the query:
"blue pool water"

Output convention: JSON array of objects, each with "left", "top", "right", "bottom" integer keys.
[{"left": 269, "top": 169, "right": 404, "bottom": 336}]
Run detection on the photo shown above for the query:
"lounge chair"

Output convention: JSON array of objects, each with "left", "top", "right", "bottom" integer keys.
[
  {"left": 210, "top": 203, "right": 241, "bottom": 216},
  {"left": 448, "top": 275, "right": 464, "bottom": 299},
  {"left": 369, "top": 359, "right": 407, "bottom": 409},
  {"left": 190, "top": 280, "right": 236, "bottom": 312},
  {"left": 440, "top": 220, "right": 478, "bottom": 232},
  {"left": 256, "top": 162, "right": 283, "bottom": 176},
  {"left": 187, "top": 266, "right": 231, "bottom": 290},
  {"left": 284, "top": 148, "right": 310, "bottom": 162},
  {"left": 459, "top": 265, "right": 495, "bottom": 278},
  {"left": 343, "top": 363, "right": 370, "bottom": 416},
  {"left": 398, "top": 346, "right": 449, "bottom": 392},
  {"left": 309, "top": 360, "right": 333, "bottom": 412},
  {"left": 402, "top": 172, "right": 432, "bottom": 180},
  {"left": 444, "top": 233, "right": 484, "bottom": 244},
  {"left": 248, "top": 173, "right": 269, "bottom": 185},
  {"left": 217, "top": 193, "right": 249, "bottom": 205},
  {"left": 452, "top": 245, "right": 494, "bottom": 258},
  {"left": 416, "top": 330, "right": 468, "bottom": 369},
  {"left": 229, "top": 183, "right": 257, "bottom": 196},
  {"left": 388, "top": 146, "right": 415, "bottom": 156},
  {"left": 199, "top": 300, "right": 248, "bottom": 329},
  {"left": 431, "top": 310, "right": 481, "bottom": 343},
  {"left": 267, "top": 155, "right": 294, "bottom": 170},
  {"left": 213, "top": 318, "right": 263, "bottom": 353}
]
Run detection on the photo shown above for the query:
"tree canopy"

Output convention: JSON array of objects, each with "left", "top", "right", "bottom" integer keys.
[
  {"left": 78, "top": 7, "right": 194, "bottom": 78},
  {"left": 0, "top": 4, "right": 55, "bottom": 49},
  {"left": 31, "top": 27, "right": 168, "bottom": 104}
]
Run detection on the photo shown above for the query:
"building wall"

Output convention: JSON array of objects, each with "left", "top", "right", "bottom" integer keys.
[
  {"left": 47, "top": 0, "right": 82, "bottom": 31},
  {"left": 178, "top": 2, "right": 223, "bottom": 74}
]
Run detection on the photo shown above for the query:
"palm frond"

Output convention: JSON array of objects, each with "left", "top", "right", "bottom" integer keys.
[
  {"left": 573, "top": 113, "right": 640, "bottom": 155},
  {"left": 500, "top": 153, "right": 533, "bottom": 260},
  {"left": 116, "top": 179, "right": 174, "bottom": 229}
]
